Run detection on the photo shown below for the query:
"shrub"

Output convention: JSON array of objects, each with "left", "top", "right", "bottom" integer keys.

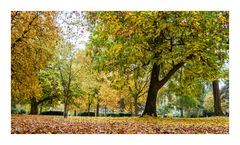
[
  {"left": 11, "top": 108, "right": 26, "bottom": 114},
  {"left": 203, "top": 110, "right": 215, "bottom": 117},
  {"left": 18, "top": 109, "right": 26, "bottom": 114},
  {"left": 77, "top": 112, "right": 95, "bottom": 116},
  {"left": 119, "top": 112, "right": 132, "bottom": 117},
  {"left": 107, "top": 112, "right": 132, "bottom": 117},
  {"left": 106, "top": 113, "right": 120, "bottom": 117},
  {"left": 11, "top": 108, "right": 18, "bottom": 114},
  {"left": 41, "top": 111, "right": 64, "bottom": 116}
]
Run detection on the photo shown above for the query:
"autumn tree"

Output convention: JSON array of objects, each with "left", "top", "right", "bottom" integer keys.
[
  {"left": 97, "top": 74, "right": 120, "bottom": 115},
  {"left": 29, "top": 67, "right": 62, "bottom": 114},
  {"left": 55, "top": 39, "right": 84, "bottom": 118},
  {"left": 203, "top": 81, "right": 228, "bottom": 116},
  {"left": 127, "top": 71, "right": 149, "bottom": 116},
  {"left": 11, "top": 11, "right": 59, "bottom": 114},
  {"left": 51, "top": 11, "right": 89, "bottom": 117},
  {"left": 86, "top": 11, "right": 229, "bottom": 116}
]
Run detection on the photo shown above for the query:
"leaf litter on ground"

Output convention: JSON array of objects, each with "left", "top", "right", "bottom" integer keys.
[{"left": 11, "top": 115, "right": 229, "bottom": 134}]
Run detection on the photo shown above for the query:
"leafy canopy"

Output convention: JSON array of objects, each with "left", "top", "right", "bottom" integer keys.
[
  {"left": 11, "top": 11, "right": 59, "bottom": 102},
  {"left": 86, "top": 11, "right": 228, "bottom": 82}
]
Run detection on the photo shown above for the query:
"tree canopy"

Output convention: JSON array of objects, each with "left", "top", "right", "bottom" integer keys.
[
  {"left": 11, "top": 11, "right": 59, "bottom": 102},
  {"left": 86, "top": 11, "right": 229, "bottom": 116},
  {"left": 11, "top": 11, "right": 229, "bottom": 118}
]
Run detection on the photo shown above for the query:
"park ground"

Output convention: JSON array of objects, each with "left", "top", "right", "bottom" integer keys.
[{"left": 11, "top": 115, "right": 229, "bottom": 134}]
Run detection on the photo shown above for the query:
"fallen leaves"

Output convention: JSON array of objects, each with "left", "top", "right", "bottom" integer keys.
[{"left": 11, "top": 115, "right": 229, "bottom": 134}]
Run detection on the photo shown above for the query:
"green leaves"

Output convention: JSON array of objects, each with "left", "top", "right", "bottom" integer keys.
[{"left": 87, "top": 11, "right": 228, "bottom": 83}]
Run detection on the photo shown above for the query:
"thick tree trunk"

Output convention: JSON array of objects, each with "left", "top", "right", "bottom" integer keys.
[
  {"left": 142, "top": 85, "right": 158, "bottom": 116},
  {"left": 74, "top": 110, "right": 77, "bottom": 116},
  {"left": 134, "top": 95, "right": 138, "bottom": 116},
  {"left": 30, "top": 94, "right": 58, "bottom": 115},
  {"left": 212, "top": 80, "right": 224, "bottom": 116},
  {"left": 30, "top": 97, "right": 38, "bottom": 115},
  {"left": 142, "top": 59, "right": 187, "bottom": 117},
  {"left": 142, "top": 63, "right": 161, "bottom": 117}
]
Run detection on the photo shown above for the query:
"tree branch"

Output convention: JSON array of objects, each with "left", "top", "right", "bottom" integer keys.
[
  {"left": 11, "top": 12, "right": 40, "bottom": 50},
  {"left": 157, "top": 54, "right": 194, "bottom": 88},
  {"left": 37, "top": 95, "right": 59, "bottom": 105}
]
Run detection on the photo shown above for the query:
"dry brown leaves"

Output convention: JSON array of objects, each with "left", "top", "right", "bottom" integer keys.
[{"left": 11, "top": 115, "right": 229, "bottom": 134}]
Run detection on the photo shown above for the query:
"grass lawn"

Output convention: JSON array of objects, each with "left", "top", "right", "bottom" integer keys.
[{"left": 11, "top": 115, "right": 229, "bottom": 134}]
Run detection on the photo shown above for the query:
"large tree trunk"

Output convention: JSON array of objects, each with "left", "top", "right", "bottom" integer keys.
[
  {"left": 212, "top": 80, "right": 224, "bottom": 116},
  {"left": 30, "top": 94, "right": 58, "bottom": 115},
  {"left": 142, "top": 60, "right": 187, "bottom": 117},
  {"left": 142, "top": 84, "right": 158, "bottom": 116},
  {"left": 142, "top": 63, "right": 161, "bottom": 117},
  {"left": 30, "top": 97, "right": 38, "bottom": 115},
  {"left": 134, "top": 95, "right": 139, "bottom": 116}
]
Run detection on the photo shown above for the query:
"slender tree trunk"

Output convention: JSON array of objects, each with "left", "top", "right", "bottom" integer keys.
[
  {"left": 130, "top": 96, "right": 133, "bottom": 115},
  {"left": 212, "top": 80, "right": 224, "bottom": 116},
  {"left": 180, "top": 108, "right": 184, "bottom": 118},
  {"left": 96, "top": 101, "right": 100, "bottom": 117},
  {"left": 30, "top": 97, "right": 38, "bottom": 115},
  {"left": 11, "top": 100, "right": 16, "bottom": 108},
  {"left": 134, "top": 95, "right": 138, "bottom": 116},
  {"left": 63, "top": 99, "right": 68, "bottom": 118},
  {"left": 104, "top": 105, "right": 107, "bottom": 116},
  {"left": 39, "top": 103, "right": 43, "bottom": 114},
  {"left": 87, "top": 103, "right": 91, "bottom": 116}
]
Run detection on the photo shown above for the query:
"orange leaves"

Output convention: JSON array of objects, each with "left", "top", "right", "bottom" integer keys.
[
  {"left": 11, "top": 115, "right": 229, "bottom": 134},
  {"left": 11, "top": 11, "right": 60, "bottom": 101}
]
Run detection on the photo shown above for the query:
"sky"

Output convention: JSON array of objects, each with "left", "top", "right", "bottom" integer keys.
[{"left": 56, "top": 11, "right": 90, "bottom": 51}]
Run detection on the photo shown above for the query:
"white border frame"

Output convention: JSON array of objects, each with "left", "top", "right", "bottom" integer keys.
[{"left": 0, "top": 0, "right": 239, "bottom": 145}]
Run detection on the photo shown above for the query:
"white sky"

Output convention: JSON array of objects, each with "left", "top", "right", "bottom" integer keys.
[{"left": 56, "top": 11, "right": 90, "bottom": 50}]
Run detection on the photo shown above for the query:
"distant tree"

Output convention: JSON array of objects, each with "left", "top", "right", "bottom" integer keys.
[
  {"left": 220, "top": 80, "right": 229, "bottom": 114},
  {"left": 55, "top": 39, "right": 83, "bottom": 118}
]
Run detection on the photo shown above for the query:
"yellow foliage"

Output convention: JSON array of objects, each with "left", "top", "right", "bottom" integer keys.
[{"left": 11, "top": 11, "right": 59, "bottom": 101}]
